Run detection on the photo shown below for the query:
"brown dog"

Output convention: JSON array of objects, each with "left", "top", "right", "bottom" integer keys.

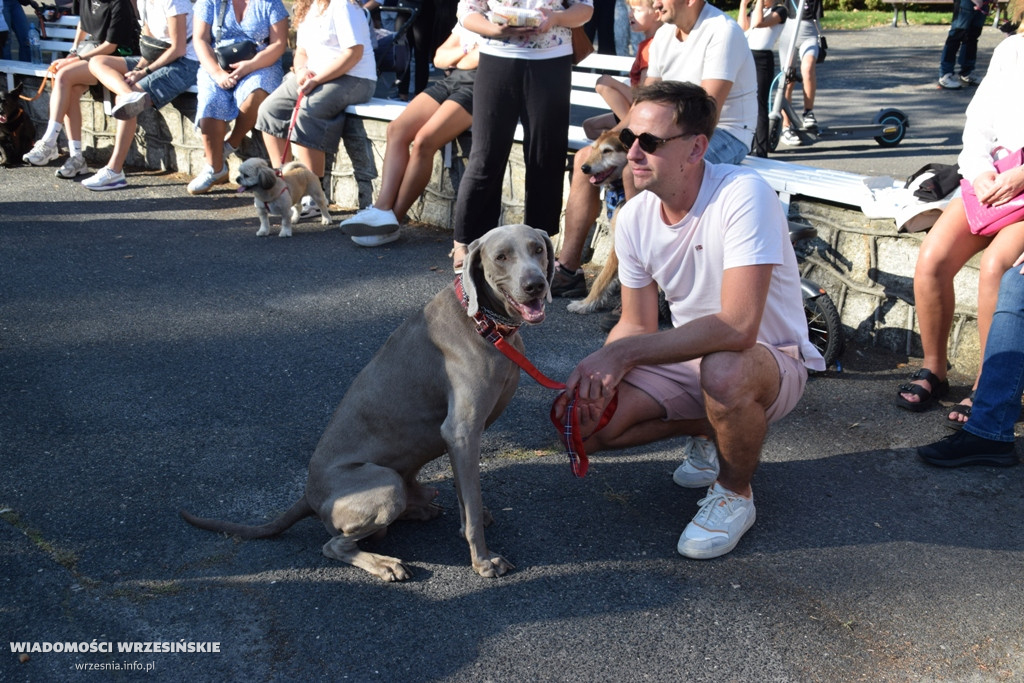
[
  {"left": 181, "top": 224, "right": 555, "bottom": 581},
  {"left": 234, "top": 158, "right": 332, "bottom": 237},
  {"left": 567, "top": 129, "right": 627, "bottom": 314}
]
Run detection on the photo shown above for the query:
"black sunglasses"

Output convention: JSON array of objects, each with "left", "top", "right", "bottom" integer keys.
[{"left": 619, "top": 128, "right": 692, "bottom": 154}]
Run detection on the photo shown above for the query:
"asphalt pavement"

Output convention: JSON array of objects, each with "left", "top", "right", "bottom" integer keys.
[{"left": 3, "top": 25, "right": 1023, "bottom": 683}]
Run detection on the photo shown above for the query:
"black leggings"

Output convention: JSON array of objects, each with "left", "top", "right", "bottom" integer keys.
[
  {"left": 750, "top": 49, "right": 776, "bottom": 158},
  {"left": 452, "top": 52, "right": 572, "bottom": 244}
]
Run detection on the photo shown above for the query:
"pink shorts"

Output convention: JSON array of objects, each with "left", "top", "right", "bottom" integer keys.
[{"left": 622, "top": 343, "right": 808, "bottom": 424}]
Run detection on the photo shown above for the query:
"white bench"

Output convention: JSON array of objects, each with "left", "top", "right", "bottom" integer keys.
[{"left": 0, "top": 15, "right": 79, "bottom": 91}]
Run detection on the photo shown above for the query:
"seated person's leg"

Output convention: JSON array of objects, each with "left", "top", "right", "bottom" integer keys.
[
  {"left": 552, "top": 151, "right": 603, "bottom": 296},
  {"left": 918, "top": 265, "right": 1024, "bottom": 467},
  {"left": 393, "top": 99, "right": 472, "bottom": 221}
]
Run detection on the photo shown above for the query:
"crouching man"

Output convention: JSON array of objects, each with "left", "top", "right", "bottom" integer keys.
[{"left": 554, "top": 81, "right": 824, "bottom": 559}]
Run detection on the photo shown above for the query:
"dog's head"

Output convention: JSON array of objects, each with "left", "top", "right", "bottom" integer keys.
[
  {"left": 462, "top": 224, "right": 554, "bottom": 326},
  {"left": 235, "top": 158, "right": 278, "bottom": 191},
  {"left": 0, "top": 83, "right": 25, "bottom": 127},
  {"left": 580, "top": 129, "right": 628, "bottom": 187}
]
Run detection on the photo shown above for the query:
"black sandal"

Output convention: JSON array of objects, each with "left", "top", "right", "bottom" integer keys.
[
  {"left": 894, "top": 368, "right": 949, "bottom": 412},
  {"left": 944, "top": 390, "right": 976, "bottom": 431}
]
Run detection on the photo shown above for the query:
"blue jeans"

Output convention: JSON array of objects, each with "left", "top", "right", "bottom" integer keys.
[
  {"left": 964, "top": 267, "right": 1024, "bottom": 442},
  {"left": 706, "top": 127, "right": 750, "bottom": 166},
  {"left": 939, "top": 0, "right": 987, "bottom": 78},
  {"left": 2, "top": 0, "right": 30, "bottom": 62}
]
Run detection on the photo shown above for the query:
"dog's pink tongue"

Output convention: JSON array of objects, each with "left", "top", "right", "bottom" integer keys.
[
  {"left": 236, "top": 186, "right": 247, "bottom": 194},
  {"left": 516, "top": 298, "right": 546, "bottom": 324}
]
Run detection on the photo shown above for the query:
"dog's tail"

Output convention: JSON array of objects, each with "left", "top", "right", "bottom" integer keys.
[
  {"left": 281, "top": 161, "right": 305, "bottom": 175},
  {"left": 179, "top": 497, "right": 314, "bottom": 539}
]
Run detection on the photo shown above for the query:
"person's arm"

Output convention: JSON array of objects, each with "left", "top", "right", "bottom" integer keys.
[
  {"left": 227, "top": 17, "right": 288, "bottom": 78},
  {"left": 738, "top": 0, "right": 753, "bottom": 31},
  {"left": 297, "top": 43, "right": 363, "bottom": 94},
  {"left": 128, "top": 13, "right": 188, "bottom": 83},
  {"left": 702, "top": 78, "right": 732, "bottom": 119},
  {"left": 559, "top": 264, "right": 773, "bottom": 425}
]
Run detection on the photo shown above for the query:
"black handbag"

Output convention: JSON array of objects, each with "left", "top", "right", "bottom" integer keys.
[
  {"left": 139, "top": 34, "right": 172, "bottom": 63},
  {"left": 213, "top": 0, "right": 258, "bottom": 69}
]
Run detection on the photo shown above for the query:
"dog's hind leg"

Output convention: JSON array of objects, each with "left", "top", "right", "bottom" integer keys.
[{"left": 317, "top": 463, "right": 412, "bottom": 581}]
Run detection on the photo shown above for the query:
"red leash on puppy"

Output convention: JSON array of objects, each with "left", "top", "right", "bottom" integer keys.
[
  {"left": 454, "top": 275, "right": 617, "bottom": 477},
  {"left": 275, "top": 91, "right": 304, "bottom": 176}
]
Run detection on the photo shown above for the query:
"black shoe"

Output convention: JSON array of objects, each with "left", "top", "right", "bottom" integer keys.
[
  {"left": 551, "top": 263, "right": 587, "bottom": 298},
  {"left": 917, "top": 430, "right": 1018, "bottom": 468}
]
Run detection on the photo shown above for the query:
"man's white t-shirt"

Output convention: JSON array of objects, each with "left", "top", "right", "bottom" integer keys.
[
  {"left": 298, "top": 0, "right": 377, "bottom": 81},
  {"left": 615, "top": 161, "right": 825, "bottom": 371},
  {"left": 646, "top": 3, "right": 757, "bottom": 149}
]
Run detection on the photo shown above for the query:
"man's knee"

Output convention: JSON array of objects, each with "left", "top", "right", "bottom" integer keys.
[{"left": 699, "top": 349, "right": 775, "bottom": 411}]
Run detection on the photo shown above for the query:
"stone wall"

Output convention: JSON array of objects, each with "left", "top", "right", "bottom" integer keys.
[{"left": 19, "top": 84, "right": 983, "bottom": 376}]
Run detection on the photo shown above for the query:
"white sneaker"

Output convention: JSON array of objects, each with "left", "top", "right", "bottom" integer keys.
[
  {"left": 223, "top": 140, "right": 237, "bottom": 159},
  {"left": 780, "top": 128, "right": 803, "bottom": 146},
  {"left": 110, "top": 90, "right": 148, "bottom": 120},
  {"left": 299, "top": 195, "right": 321, "bottom": 219},
  {"left": 23, "top": 139, "right": 59, "bottom": 166},
  {"left": 187, "top": 164, "right": 229, "bottom": 195},
  {"left": 672, "top": 436, "right": 720, "bottom": 488},
  {"left": 82, "top": 167, "right": 128, "bottom": 191},
  {"left": 938, "top": 73, "right": 962, "bottom": 89},
  {"left": 56, "top": 154, "right": 89, "bottom": 178},
  {"left": 677, "top": 483, "right": 756, "bottom": 560},
  {"left": 958, "top": 72, "right": 981, "bottom": 86},
  {"left": 351, "top": 229, "right": 400, "bottom": 247},
  {"left": 340, "top": 206, "right": 400, "bottom": 236},
  {"left": 801, "top": 109, "right": 818, "bottom": 131}
]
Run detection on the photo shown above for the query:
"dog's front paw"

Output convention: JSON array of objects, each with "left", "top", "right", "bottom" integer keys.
[
  {"left": 279, "top": 227, "right": 292, "bottom": 238},
  {"left": 256, "top": 227, "right": 270, "bottom": 237},
  {"left": 473, "top": 552, "right": 514, "bottom": 578},
  {"left": 567, "top": 299, "right": 598, "bottom": 314},
  {"left": 319, "top": 214, "right": 331, "bottom": 227}
]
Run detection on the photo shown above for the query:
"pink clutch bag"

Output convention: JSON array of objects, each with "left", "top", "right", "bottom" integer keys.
[{"left": 961, "top": 146, "right": 1024, "bottom": 236}]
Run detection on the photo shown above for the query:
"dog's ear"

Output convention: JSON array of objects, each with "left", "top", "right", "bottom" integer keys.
[
  {"left": 258, "top": 165, "right": 277, "bottom": 191},
  {"left": 535, "top": 228, "right": 555, "bottom": 302},
  {"left": 11, "top": 82, "right": 23, "bottom": 98},
  {"left": 461, "top": 238, "right": 485, "bottom": 317}
]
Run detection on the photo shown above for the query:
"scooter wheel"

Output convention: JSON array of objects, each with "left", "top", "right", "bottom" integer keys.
[
  {"left": 873, "top": 109, "right": 909, "bottom": 148},
  {"left": 767, "top": 118, "right": 782, "bottom": 153},
  {"left": 804, "top": 293, "right": 844, "bottom": 369}
]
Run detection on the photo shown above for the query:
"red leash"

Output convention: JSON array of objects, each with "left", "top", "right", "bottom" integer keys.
[
  {"left": 454, "top": 276, "right": 617, "bottom": 477},
  {"left": 277, "top": 91, "right": 304, "bottom": 173}
]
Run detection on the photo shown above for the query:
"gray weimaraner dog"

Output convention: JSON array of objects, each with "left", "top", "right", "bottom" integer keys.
[{"left": 181, "top": 224, "right": 555, "bottom": 581}]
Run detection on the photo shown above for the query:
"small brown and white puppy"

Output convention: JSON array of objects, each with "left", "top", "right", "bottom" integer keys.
[
  {"left": 567, "top": 129, "right": 628, "bottom": 314},
  {"left": 235, "top": 158, "right": 332, "bottom": 237},
  {"left": 181, "top": 224, "right": 555, "bottom": 582}
]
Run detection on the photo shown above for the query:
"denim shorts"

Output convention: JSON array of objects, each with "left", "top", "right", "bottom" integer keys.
[
  {"left": 124, "top": 56, "right": 200, "bottom": 110},
  {"left": 706, "top": 127, "right": 751, "bottom": 166}
]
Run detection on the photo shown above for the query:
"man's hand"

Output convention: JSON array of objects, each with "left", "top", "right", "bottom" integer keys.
[{"left": 553, "top": 344, "right": 629, "bottom": 430}]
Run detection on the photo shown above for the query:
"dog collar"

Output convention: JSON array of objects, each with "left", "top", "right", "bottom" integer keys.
[{"left": 454, "top": 274, "right": 521, "bottom": 339}]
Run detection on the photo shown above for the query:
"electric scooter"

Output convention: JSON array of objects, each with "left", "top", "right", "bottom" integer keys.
[{"left": 767, "top": 0, "right": 909, "bottom": 153}]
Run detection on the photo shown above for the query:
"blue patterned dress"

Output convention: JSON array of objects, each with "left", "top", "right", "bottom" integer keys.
[{"left": 194, "top": 0, "right": 290, "bottom": 124}]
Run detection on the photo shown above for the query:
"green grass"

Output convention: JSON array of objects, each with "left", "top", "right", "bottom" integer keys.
[{"left": 727, "top": 9, "right": 953, "bottom": 29}]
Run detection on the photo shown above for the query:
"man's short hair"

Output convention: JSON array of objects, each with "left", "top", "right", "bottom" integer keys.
[{"left": 633, "top": 81, "right": 718, "bottom": 140}]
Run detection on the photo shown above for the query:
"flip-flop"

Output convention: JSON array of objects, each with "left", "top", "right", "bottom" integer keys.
[
  {"left": 894, "top": 367, "right": 949, "bottom": 412},
  {"left": 944, "top": 390, "right": 976, "bottom": 431}
]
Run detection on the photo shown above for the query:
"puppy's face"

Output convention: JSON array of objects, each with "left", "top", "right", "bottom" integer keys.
[
  {"left": 580, "top": 130, "right": 628, "bottom": 186},
  {"left": 235, "top": 158, "right": 279, "bottom": 192},
  {"left": 463, "top": 224, "right": 553, "bottom": 325}
]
